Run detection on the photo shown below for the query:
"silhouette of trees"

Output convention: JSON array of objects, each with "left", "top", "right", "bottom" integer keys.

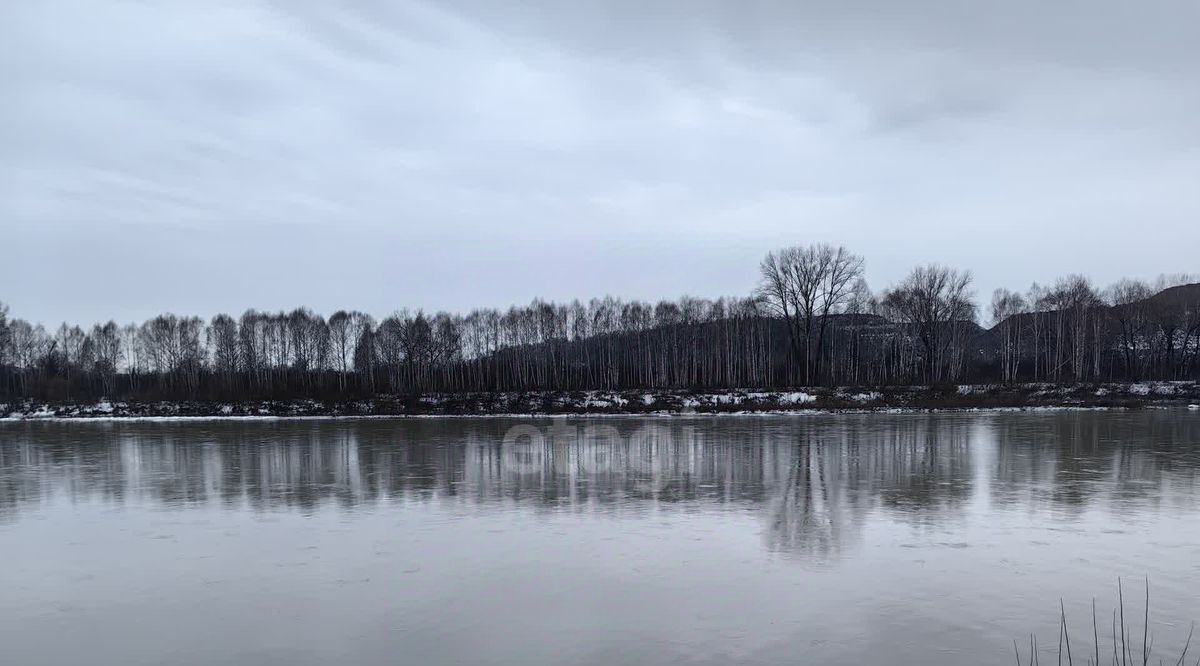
[
  {"left": 881, "top": 265, "right": 976, "bottom": 383},
  {"left": 0, "top": 256, "right": 1197, "bottom": 402},
  {"left": 757, "top": 244, "right": 865, "bottom": 385}
]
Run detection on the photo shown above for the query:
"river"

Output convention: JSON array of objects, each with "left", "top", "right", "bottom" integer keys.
[{"left": 1, "top": 410, "right": 1198, "bottom": 665}]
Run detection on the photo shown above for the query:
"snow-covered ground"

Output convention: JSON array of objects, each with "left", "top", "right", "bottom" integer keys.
[{"left": 2, "top": 382, "right": 1197, "bottom": 420}]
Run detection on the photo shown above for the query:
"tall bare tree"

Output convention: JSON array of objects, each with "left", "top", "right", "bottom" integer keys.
[
  {"left": 990, "top": 289, "right": 1026, "bottom": 383},
  {"left": 882, "top": 265, "right": 975, "bottom": 383},
  {"left": 758, "top": 244, "right": 864, "bottom": 385}
]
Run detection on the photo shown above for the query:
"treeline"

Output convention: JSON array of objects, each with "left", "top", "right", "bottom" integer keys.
[
  {"left": 1, "top": 246, "right": 1197, "bottom": 402},
  {"left": 988, "top": 275, "right": 1200, "bottom": 384}
]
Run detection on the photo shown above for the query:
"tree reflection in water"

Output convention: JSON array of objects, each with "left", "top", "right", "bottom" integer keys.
[{"left": 2, "top": 412, "right": 1198, "bottom": 560}]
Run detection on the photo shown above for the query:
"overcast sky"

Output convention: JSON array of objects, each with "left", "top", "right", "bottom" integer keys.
[{"left": 4, "top": 0, "right": 1198, "bottom": 326}]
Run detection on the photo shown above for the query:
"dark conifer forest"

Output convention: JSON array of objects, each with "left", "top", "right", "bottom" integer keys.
[{"left": 2, "top": 245, "right": 1198, "bottom": 402}]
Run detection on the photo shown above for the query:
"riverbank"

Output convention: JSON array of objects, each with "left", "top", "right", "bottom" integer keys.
[{"left": 3, "top": 382, "right": 1198, "bottom": 419}]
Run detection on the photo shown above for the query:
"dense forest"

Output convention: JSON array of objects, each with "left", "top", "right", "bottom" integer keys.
[{"left": 2, "top": 245, "right": 1198, "bottom": 402}]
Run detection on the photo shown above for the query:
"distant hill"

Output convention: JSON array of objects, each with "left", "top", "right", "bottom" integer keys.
[
  {"left": 975, "top": 282, "right": 1200, "bottom": 375},
  {"left": 986, "top": 283, "right": 1199, "bottom": 334}
]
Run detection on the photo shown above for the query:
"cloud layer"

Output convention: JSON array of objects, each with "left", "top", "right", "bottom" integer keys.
[{"left": 5, "top": 0, "right": 1198, "bottom": 324}]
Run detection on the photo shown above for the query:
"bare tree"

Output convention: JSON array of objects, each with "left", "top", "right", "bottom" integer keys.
[
  {"left": 1107, "top": 279, "right": 1152, "bottom": 380},
  {"left": 757, "top": 244, "right": 864, "bottom": 385},
  {"left": 882, "top": 265, "right": 976, "bottom": 383},
  {"left": 90, "top": 321, "right": 122, "bottom": 395},
  {"left": 207, "top": 314, "right": 239, "bottom": 392},
  {"left": 990, "top": 289, "right": 1027, "bottom": 383},
  {"left": 0, "top": 302, "right": 10, "bottom": 397},
  {"left": 328, "top": 311, "right": 353, "bottom": 391}
]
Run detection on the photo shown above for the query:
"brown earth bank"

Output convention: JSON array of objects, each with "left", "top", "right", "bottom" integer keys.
[{"left": 3, "top": 382, "right": 1199, "bottom": 419}]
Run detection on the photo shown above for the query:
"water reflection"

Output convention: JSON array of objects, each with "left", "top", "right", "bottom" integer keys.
[
  {"left": 990, "top": 412, "right": 1200, "bottom": 515},
  {"left": 2, "top": 411, "right": 1199, "bottom": 559},
  {"left": 766, "top": 417, "right": 974, "bottom": 561}
]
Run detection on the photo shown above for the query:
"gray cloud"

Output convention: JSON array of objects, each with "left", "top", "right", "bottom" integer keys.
[{"left": 4, "top": 0, "right": 1198, "bottom": 325}]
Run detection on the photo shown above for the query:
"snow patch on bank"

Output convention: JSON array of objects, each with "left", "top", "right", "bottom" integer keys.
[
  {"left": 2, "top": 382, "right": 1197, "bottom": 421},
  {"left": 777, "top": 392, "right": 816, "bottom": 405},
  {"left": 1123, "top": 382, "right": 1188, "bottom": 397}
]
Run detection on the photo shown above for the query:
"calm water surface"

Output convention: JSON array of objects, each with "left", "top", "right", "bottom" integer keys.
[{"left": 2, "top": 411, "right": 1199, "bottom": 665}]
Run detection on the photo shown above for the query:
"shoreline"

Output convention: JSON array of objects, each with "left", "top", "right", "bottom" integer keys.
[
  {"left": 0, "top": 406, "right": 1145, "bottom": 423},
  {"left": 3, "top": 382, "right": 1197, "bottom": 421}
]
